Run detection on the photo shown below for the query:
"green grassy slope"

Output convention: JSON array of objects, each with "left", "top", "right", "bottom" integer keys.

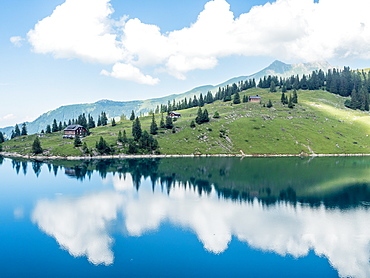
[{"left": 2, "top": 88, "right": 370, "bottom": 156}]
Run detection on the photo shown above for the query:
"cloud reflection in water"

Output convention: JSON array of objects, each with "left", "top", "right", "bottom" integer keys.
[{"left": 32, "top": 174, "right": 370, "bottom": 277}]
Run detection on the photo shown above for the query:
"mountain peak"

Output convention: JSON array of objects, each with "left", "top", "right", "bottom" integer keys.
[{"left": 266, "top": 60, "right": 292, "bottom": 74}]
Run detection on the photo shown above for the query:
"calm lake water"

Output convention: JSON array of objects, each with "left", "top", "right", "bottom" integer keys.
[{"left": 1, "top": 156, "right": 370, "bottom": 277}]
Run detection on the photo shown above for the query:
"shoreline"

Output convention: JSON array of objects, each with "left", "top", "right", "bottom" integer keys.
[{"left": 1, "top": 151, "right": 370, "bottom": 161}]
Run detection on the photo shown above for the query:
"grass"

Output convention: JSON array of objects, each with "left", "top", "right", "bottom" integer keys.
[{"left": 2, "top": 88, "right": 370, "bottom": 157}]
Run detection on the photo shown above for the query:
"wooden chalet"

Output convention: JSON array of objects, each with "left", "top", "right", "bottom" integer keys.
[
  {"left": 63, "top": 124, "right": 87, "bottom": 138},
  {"left": 248, "top": 95, "right": 261, "bottom": 102}
]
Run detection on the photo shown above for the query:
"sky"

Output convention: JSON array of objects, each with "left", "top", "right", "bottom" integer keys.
[{"left": 1, "top": 0, "right": 370, "bottom": 128}]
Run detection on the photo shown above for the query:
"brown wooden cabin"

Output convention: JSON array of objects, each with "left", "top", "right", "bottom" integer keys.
[
  {"left": 248, "top": 95, "right": 261, "bottom": 102},
  {"left": 63, "top": 124, "right": 87, "bottom": 139}
]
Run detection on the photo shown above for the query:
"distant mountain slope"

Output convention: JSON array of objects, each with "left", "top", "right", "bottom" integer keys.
[{"left": 0, "top": 60, "right": 336, "bottom": 136}]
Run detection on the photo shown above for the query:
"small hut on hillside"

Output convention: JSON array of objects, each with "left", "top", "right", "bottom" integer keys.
[{"left": 63, "top": 125, "right": 87, "bottom": 139}]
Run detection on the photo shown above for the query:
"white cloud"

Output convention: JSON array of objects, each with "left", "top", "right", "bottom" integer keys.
[
  {"left": 32, "top": 192, "right": 123, "bottom": 265},
  {"left": 27, "top": 0, "right": 124, "bottom": 64},
  {"left": 101, "top": 63, "right": 159, "bottom": 85},
  {"left": 31, "top": 176, "right": 370, "bottom": 278},
  {"left": 0, "top": 114, "right": 15, "bottom": 122},
  {"left": 10, "top": 36, "right": 24, "bottom": 47},
  {"left": 27, "top": 0, "right": 370, "bottom": 83}
]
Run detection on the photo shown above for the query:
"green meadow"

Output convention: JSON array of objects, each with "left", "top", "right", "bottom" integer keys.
[{"left": 2, "top": 88, "right": 370, "bottom": 157}]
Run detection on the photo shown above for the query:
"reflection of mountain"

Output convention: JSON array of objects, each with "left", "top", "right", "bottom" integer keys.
[
  {"left": 12, "top": 156, "right": 370, "bottom": 209},
  {"left": 32, "top": 176, "right": 370, "bottom": 278}
]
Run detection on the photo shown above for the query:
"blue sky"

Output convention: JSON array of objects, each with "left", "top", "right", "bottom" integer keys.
[{"left": 1, "top": 0, "right": 370, "bottom": 128}]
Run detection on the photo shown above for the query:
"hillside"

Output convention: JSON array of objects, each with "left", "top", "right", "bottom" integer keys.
[
  {"left": 0, "top": 60, "right": 336, "bottom": 137},
  {"left": 2, "top": 87, "right": 370, "bottom": 157}
]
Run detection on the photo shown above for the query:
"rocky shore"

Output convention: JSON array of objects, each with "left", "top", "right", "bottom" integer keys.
[{"left": 1, "top": 151, "right": 370, "bottom": 161}]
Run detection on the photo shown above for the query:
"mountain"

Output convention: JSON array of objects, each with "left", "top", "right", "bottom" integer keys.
[{"left": 0, "top": 60, "right": 336, "bottom": 137}]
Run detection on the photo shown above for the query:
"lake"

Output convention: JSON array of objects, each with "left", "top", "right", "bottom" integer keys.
[{"left": 1, "top": 156, "right": 370, "bottom": 277}]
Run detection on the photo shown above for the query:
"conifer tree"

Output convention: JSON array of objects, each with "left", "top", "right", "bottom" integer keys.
[
  {"left": 52, "top": 119, "right": 58, "bottom": 132},
  {"left": 130, "top": 110, "right": 135, "bottom": 121},
  {"left": 21, "top": 123, "right": 27, "bottom": 136},
  {"left": 282, "top": 83, "right": 287, "bottom": 93},
  {"left": 202, "top": 109, "right": 210, "bottom": 123},
  {"left": 95, "top": 136, "right": 112, "bottom": 154},
  {"left": 213, "top": 111, "right": 220, "bottom": 118},
  {"left": 199, "top": 94, "right": 205, "bottom": 107},
  {"left": 165, "top": 115, "right": 173, "bottom": 129},
  {"left": 195, "top": 107, "right": 203, "bottom": 124},
  {"left": 292, "top": 89, "right": 298, "bottom": 104},
  {"left": 111, "top": 118, "right": 116, "bottom": 126},
  {"left": 233, "top": 92, "right": 241, "bottom": 104},
  {"left": 288, "top": 94, "right": 294, "bottom": 109},
  {"left": 190, "top": 120, "right": 196, "bottom": 128},
  {"left": 14, "top": 124, "right": 21, "bottom": 137},
  {"left": 267, "top": 99, "right": 273, "bottom": 108},
  {"left": 0, "top": 132, "right": 4, "bottom": 143},
  {"left": 150, "top": 114, "right": 158, "bottom": 135},
  {"left": 122, "top": 130, "right": 127, "bottom": 143},
  {"left": 160, "top": 113, "right": 165, "bottom": 128},
  {"left": 118, "top": 131, "right": 123, "bottom": 143},
  {"left": 46, "top": 125, "right": 51, "bottom": 134},
  {"left": 32, "top": 137, "right": 43, "bottom": 154},
  {"left": 270, "top": 81, "right": 277, "bottom": 92},
  {"left": 74, "top": 135, "right": 82, "bottom": 147},
  {"left": 101, "top": 112, "right": 108, "bottom": 126},
  {"left": 132, "top": 117, "right": 142, "bottom": 141},
  {"left": 88, "top": 114, "right": 95, "bottom": 129}
]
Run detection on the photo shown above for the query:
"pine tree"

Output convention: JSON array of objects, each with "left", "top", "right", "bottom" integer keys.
[
  {"left": 21, "top": 123, "right": 27, "bottom": 136},
  {"left": 150, "top": 114, "right": 158, "bottom": 135},
  {"left": 165, "top": 115, "right": 173, "bottom": 129},
  {"left": 14, "top": 124, "right": 21, "bottom": 137},
  {"left": 122, "top": 130, "right": 127, "bottom": 143},
  {"left": 202, "top": 109, "right": 209, "bottom": 123},
  {"left": 88, "top": 114, "right": 95, "bottom": 129},
  {"left": 132, "top": 117, "right": 142, "bottom": 141},
  {"left": 270, "top": 81, "right": 277, "bottom": 92},
  {"left": 82, "top": 142, "right": 90, "bottom": 155},
  {"left": 199, "top": 94, "right": 205, "bottom": 107},
  {"left": 95, "top": 136, "right": 112, "bottom": 154},
  {"left": 101, "top": 112, "right": 108, "bottom": 126},
  {"left": 130, "top": 110, "right": 135, "bottom": 121},
  {"left": 233, "top": 92, "right": 241, "bottom": 104},
  {"left": 190, "top": 120, "right": 196, "bottom": 128},
  {"left": 58, "top": 121, "right": 63, "bottom": 131},
  {"left": 195, "top": 107, "right": 203, "bottom": 124},
  {"left": 118, "top": 131, "right": 123, "bottom": 143},
  {"left": 267, "top": 99, "right": 273, "bottom": 108},
  {"left": 0, "top": 132, "right": 4, "bottom": 143},
  {"left": 281, "top": 92, "right": 288, "bottom": 105},
  {"left": 97, "top": 116, "right": 102, "bottom": 127},
  {"left": 288, "top": 94, "right": 294, "bottom": 109},
  {"left": 46, "top": 125, "right": 51, "bottom": 134},
  {"left": 32, "top": 137, "right": 43, "bottom": 154},
  {"left": 52, "top": 119, "right": 58, "bottom": 132},
  {"left": 74, "top": 135, "right": 82, "bottom": 147},
  {"left": 160, "top": 113, "right": 165, "bottom": 128},
  {"left": 282, "top": 83, "right": 287, "bottom": 93},
  {"left": 292, "top": 89, "right": 298, "bottom": 103},
  {"left": 213, "top": 111, "right": 220, "bottom": 118},
  {"left": 111, "top": 118, "right": 116, "bottom": 126}
]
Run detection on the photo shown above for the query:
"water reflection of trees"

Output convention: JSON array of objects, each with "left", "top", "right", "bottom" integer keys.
[{"left": 7, "top": 157, "right": 370, "bottom": 209}]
